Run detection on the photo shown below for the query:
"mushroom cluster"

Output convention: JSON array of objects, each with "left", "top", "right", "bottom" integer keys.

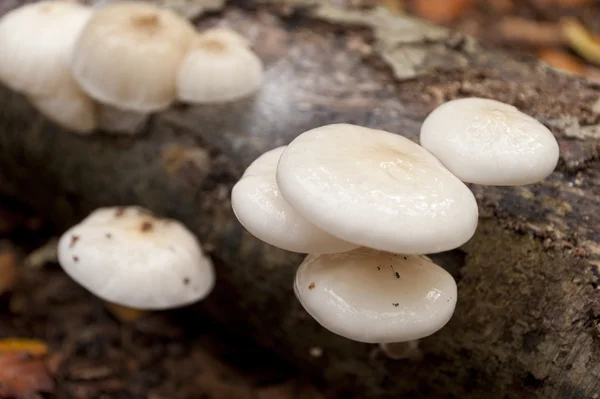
[
  {"left": 57, "top": 206, "right": 215, "bottom": 312},
  {"left": 231, "top": 100, "right": 559, "bottom": 347},
  {"left": 0, "top": 1, "right": 264, "bottom": 134}
]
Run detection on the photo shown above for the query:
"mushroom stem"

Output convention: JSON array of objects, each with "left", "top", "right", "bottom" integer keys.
[{"left": 97, "top": 104, "right": 149, "bottom": 135}]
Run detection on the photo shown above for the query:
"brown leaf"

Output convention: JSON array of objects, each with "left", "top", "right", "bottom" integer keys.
[
  {"left": 0, "top": 352, "right": 54, "bottom": 397},
  {"left": 538, "top": 48, "right": 586, "bottom": 75},
  {"left": 495, "top": 18, "right": 564, "bottom": 47},
  {"left": 410, "top": 0, "right": 477, "bottom": 24},
  {"left": 0, "top": 248, "right": 17, "bottom": 295},
  {"left": 538, "top": 0, "right": 598, "bottom": 5},
  {"left": 561, "top": 17, "right": 600, "bottom": 66},
  {"left": 0, "top": 338, "right": 49, "bottom": 356}
]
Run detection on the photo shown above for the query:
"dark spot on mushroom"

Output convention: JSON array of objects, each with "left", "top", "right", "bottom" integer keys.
[
  {"left": 73, "top": 256, "right": 79, "bottom": 262},
  {"left": 140, "top": 221, "right": 154, "bottom": 232},
  {"left": 308, "top": 282, "right": 316, "bottom": 290},
  {"left": 183, "top": 278, "right": 190, "bottom": 285},
  {"left": 105, "top": 233, "right": 112, "bottom": 239},
  {"left": 395, "top": 272, "right": 400, "bottom": 279},
  {"left": 377, "top": 266, "right": 380, "bottom": 270},
  {"left": 115, "top": 207, "right": 126, "bottom": 217},
  {"left": 69, "top": 235, "right": 80, "bottom": 248},
  {"left": 403, "top": 256, "right": 407, "bottom": 260},
  {"left": 393, "top": 303, "right": 399, "bottom": 307}
]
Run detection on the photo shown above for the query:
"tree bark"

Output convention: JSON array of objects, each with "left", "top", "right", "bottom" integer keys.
[{"left": 1, "top": 1, "right": 600, "bottom": 398}]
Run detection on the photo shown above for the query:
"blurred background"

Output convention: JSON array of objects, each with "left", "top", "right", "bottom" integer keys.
[{"left": 384, "top": 0, "right": 600, "bottom": 82}]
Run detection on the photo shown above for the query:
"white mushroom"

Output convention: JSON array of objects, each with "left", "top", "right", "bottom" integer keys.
[
  {"left": 419, "top": 97, "right": 560, "bottom": 186},
  {"left": 71, "top": 2, "right": 196, "bottom": 112},
  {"left": 0, "top": 1, "right": 92, "bottom": 96},
  {"left": 294, "top": 248, "right": 457, "bottom": 343},
  {"left": 29, "top": 76, "right": 97, "bottom": 134},
  {"left": 276, "top": 124, "right": 478, "bottom": 255},
  {"left": 57, "top": 206, "right": 215, "bottom": 310},
  {"left": 231, "top": 146, "right": 358, "bottom": 254},
  {"left": 176, "top": 30, "right": 263, "bottom": 104}
]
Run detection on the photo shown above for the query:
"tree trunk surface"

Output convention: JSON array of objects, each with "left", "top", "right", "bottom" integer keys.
[{"left": 1, "top": 1, "right": 600, "bottom": 398}]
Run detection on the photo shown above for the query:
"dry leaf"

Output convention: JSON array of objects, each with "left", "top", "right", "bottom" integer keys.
[
  {"left": 538, "top": 0, "right": 598, "bottom": 5},
  {"left": 561, "top": 17, "right": 600, "bottom": 66},
  {"left": 0, "top": 247, "right": 17, "bottom": 295},
  {"left": 496, "top": 17, "right": 564, "bottom": 47},
  {"left": 410, "top": 0, "right": 477, "bottom": 24},
  {"left": 538, "top": 48, "right": 586, "bottom": 75},
  {"left": 0, "top": 339, "right": 54, "bottom": 397},
  {"left": 0, "top": 338, "right": 49, "bottom": 356}
]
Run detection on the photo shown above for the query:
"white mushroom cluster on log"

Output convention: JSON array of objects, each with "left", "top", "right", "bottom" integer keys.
[
  {"left": 232, "top": 113, "right": 559, "bottom": 346},
  {"left": 0, "top": 1, "right": 264, "bottom": 134}
]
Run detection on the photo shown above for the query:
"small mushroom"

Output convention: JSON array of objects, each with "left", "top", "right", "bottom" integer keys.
[
  {"left": 0, "top": 1, "right": 92, "bottom": 97},
  {"left": 231, "top": 146, "right": 359, "bottom": 254},
  {"left": 71, "top": 2, "right": 196, "bottom": 112},
  {"left": 419, "top": 97, "right": 560, "bottom": 186},
  {"left": 57, "top": 206, "right": 215, "bottom": 310},
  {"left": 29, "top": 76, "right": 97, "bottom": 134},
  {"left": 294, "top": 248, "right": 457, "bottom": 343},
  {"left": 276, "top": 124, "right": 478, "bottom": 255},
  {"left": 176, "top": 29, "right": 263, "bottom": 104}
]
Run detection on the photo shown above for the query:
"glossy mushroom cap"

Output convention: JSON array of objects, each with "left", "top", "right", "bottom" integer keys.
[
  {"left": 420, "top": 97, "right": 560, "bottom": 186},
  {"left": 0, "top": 1, "right": 92, "bottom": 96},
  {"left": 57, "top": 206, "right": 215, "bottom": 310},
  {"left": 277, "top": 124, "right": 478, "bottom": 255},
  {"left": 72, "top": 2, "right": 196, "bottom": 112},
  {"left": 232, "top": 146, "right": 359, "bottom": 254},
  {"left": 294, "top": 248, "right": 457, "bottom": 343},
  {"left": 176, "top": 32, "right": 263, "bottom": 104}
]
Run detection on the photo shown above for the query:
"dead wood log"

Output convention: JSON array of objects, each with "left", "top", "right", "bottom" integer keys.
[{"left": 1, "top": 1, "right": 600, "bottom": 398}]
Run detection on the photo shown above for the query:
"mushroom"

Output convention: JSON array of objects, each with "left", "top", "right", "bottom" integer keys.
[
  {"left": 0, "top": 1, "right": 92, "bottom": 97},
  {"left": 29, "top": 76, "right": 97, "bottom": 134},
  {"left": 176, "top": 29, "right": 263, "bottom": 104},
  {"left": 419, "top": 97, "right": 560, "bottom": 186},
  {"left": 71, "top": 1, "right": 196, "bottom": 113},
  {"left": 57, "top": 206, "right": 215, "bottom": 310},
  {"left": 294, "top": 248, "right": 457, "bottom": 343},
  {"left": 276, "top": 124, "right": 478, "bottom": 255},
  {"left": 231, "top": 146, "right": 359, "bottom": 254}
]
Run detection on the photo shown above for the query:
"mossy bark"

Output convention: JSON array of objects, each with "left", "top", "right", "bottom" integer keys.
[{"left": 1, "top": 1, "right": 600, "bottom": 398}]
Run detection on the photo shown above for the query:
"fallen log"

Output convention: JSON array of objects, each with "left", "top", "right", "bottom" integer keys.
[{"left": 1, "top": 1, "right": 600, "bottom": 398}]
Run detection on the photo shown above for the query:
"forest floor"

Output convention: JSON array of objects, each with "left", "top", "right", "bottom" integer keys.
[{"left": 0, "top": 197, "right": 325, "bottom": 399}]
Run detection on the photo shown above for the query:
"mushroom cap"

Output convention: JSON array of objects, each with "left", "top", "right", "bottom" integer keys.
[
  {"left": 57, "top": 206, "right": 215, "bottom": 310},
  {"left": 294, "top": 248, "right": 457, "bottom": 343},
  {"left": 71, "top": 2, "right": 196, "bottom": 112},
  {"left": 29, "top": 76, "right": 97, "bottom": 134},
  {"left": 420, "top": 97, "right": 560, "bottom": 185},
  {"left": 276, "top": 124, "right": 478, "bottom": 255},
  {"left": 176, "top": 33, "right": 263, "bottom": 104},
  {"left": 231, "top": 146, "right": 359, "bottom": 254},
  {"left": 0, "top": 1, "right": 92, "bottom": 96}
]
